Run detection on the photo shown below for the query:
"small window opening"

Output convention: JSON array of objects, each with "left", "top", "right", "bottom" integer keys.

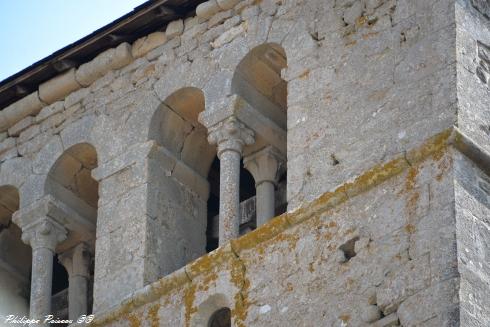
[{"left": 208, "top": 307, "right": 231, "bottom": 327}]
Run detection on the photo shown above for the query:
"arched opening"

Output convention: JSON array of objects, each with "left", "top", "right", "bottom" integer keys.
[
  {"left": 208, "top": 307, "right": 231, "bottom": 327},
  {"left": 45, "top": 143, "right": 98, "bottom": 318},
  {"left": 232, "top": 43, "right": 287, "bottom": 130},
  {"left": 230, "top": 43, "right": 288, "bottom": 228},
  {"left": 0, "top": 185, "right": 31, "bottom": 320},
  {"left": 148, "top": 87, "right": 216, "bottom": 277},
  {"left": 206, "top": 157, "right": 256, "bottom": 252}
]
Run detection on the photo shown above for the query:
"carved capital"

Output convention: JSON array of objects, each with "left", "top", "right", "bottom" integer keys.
[
  {"left": 207, "top": 116, "right": 255, "bottom": 157},
  {"left": 243, "top": 146, "right": 285, "bottom": 186},
  {"left": 21, "top": 217, "right": 67, "bottom": 251}
]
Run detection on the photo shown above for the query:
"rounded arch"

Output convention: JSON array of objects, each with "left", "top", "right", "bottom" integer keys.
[
  {"left": 45, "top": 143, "right": 99, "bottom": 211},
  {"left": 149, "top": 87, "right": 216, "bottom": 178},
  {"left": 190, "top": 294, "right": 232, "bottom": 327},
  {"left": 231, "top": 43, "right": 287, "bottom": 129}
]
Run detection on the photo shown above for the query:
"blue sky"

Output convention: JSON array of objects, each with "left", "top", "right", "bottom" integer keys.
[{"left": 0, "top": 0, "right": 147, "bottom": 81}]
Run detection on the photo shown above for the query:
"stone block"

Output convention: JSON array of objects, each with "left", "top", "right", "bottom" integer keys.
[
  {"left": 132, "top": 32, "right": 167, "bottom": 59},
  {"left": 18, "top": 124, "right": 40, "bottom": 144},
  {"left": 196, "top": 0, "right": 221, "bottom": 20},
  {"left": 76, "top": 43, "right": 132, "bottom": 87},
  {"left": 8, "top": 116, "right": 34, "bottom": 137},
  {"left": 166, "top": 19, "right": 184, "bottom": 38},
  {"left": 0, "top": 137, "right": 16, "bottom": 155},
  {"left": 211, "top": 23, "right": 246, "bottom": 48},
  {"left": 39, "top": 68, "right": 81, "bottom": 104},
  {"left": 370, "top": 313, "right": 400, "bottom": 327},
  {"left": 377, "top": 255, "right": 431, "bottom": 315},
  {"left": 0, "top": 92, "right": 44, "bottom": 132},
  {"left": 217, "top": 0, "right": 239, "bottom": 10},
  {"left": 64, "top": 87, "right": 90, "bottom": 108},
  {"left": 35, "top": 101, "right": 64, "bottom": 123}
]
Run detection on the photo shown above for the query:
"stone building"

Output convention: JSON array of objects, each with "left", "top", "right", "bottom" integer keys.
[{"left": 0, "top": 0, "right": 488, "bottom": 325}]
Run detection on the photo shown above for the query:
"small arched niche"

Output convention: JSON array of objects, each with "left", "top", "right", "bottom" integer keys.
[
  {"left": 231, "top": 43, "right": 287, "bottom": 130},
  {"left": 45, "top": 143, "right": 98, "bottom": 316},
  {"left": 191, "top": 294, "right": 232, "bottom": 327},
  {"left": 0, "top": 185, "right": 31, "bottom": 319}
]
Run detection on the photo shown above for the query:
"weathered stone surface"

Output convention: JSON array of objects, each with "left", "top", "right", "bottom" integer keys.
[
  {"left": 196, "top": 0, "right": 220, "bottom": 20},
  {"left": 132, "top": 32, "right": 167, "bottom": 59},
  {"left": 39, "top": 68, "right": 81, "bottom": 104},
  {"left": 0, "top": 92, "right": 45, "bottom": 133},
  {"left": 166, "top": 19, "right": 184, "bottom": 38},
  {"left": 76, "top": 43, "right": 132, "bottom": 87},
  {"left": 217, "top": 0, "right": 239, "bottom": 10},
  {"left": 0, "top": 1, "right": 487, "bottom": 325},
  {"left": 35, "top": 101, "right": 64, "bottom": 123},
  {"left": 8, "top": 116, "right": 35, "bottom": 137}
]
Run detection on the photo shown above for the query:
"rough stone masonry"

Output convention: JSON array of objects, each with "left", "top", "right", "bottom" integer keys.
[{"left": 0, "top": 0, "right": 488, "bottom": 326}]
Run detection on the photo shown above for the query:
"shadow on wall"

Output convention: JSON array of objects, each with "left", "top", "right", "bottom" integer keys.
[{"left": 0, "top": 185, "right": 31, "bottom": 322}]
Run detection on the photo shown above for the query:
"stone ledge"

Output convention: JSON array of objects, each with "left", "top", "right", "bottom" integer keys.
[{"left": 90, "top": 127, "right": 459, "bottom": 326}]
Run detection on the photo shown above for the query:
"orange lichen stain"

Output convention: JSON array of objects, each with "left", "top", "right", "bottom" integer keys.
[
  {"left": 405, "top": 166, "right": 419, "bottom": 191},
  {"left": 406, "top": 129, "right": 451, "bottom": 165},
  {"left": 328, "top": 221, "right": 338, "bottom": 228},
  {"left": 404, "top": 224, "right": 416, "bottom": 234},
  {"left": 308, "top": 262, "right": 315, "bottom": 273},
  {"left": 344, "top": 157, "right": 408, "bottom": 197},
  {"left": 362, "top": 31, "right": 379, "bottom": 40},
  {"left": 343, "top": 228, "right": 356, "bottom": 236},
  {"left": 183, "top": 284, "right": 197, "bottom": 327},
  {"left": 356, "top": 16, "right": 367, "bottom": 27},
  {"left": 286, "top": 282, "right": 294, "bottom": 292},
  {"left": 339, "top": 314, "right": 351, "bottom": 323},
  {"left": 147, "top": 303, "right": 160, "bottom": 327},
  {"left": 368, "top": 89, "right": 389, "bottom": 101},
  {"left": 230, "top": 258, "right": 251, "bottom": 327},
  {"left": 143, "top": 63, "right": 156, "bottom": 77},
  {"left": 345, "top": 39, "right": 357, "bottom": 47},
  {"left": 298, "top": 69, "right": 310, "bottom": 80},
  {"left": 232, "top": 214, "right": 290, "bottom": 253},
  {"left": 127, "top": 314, "right": 141, "bottom": 327}
]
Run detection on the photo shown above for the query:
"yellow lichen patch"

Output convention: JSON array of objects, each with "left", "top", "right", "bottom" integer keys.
[
  {"left": 405, "top": 166, "right": 419, "bottom": 191},
  {"left": 344, "top": 156, "right": 409, "bottom": 198},
  {"left": 405, "top": 224, "right": 416, "bottom": 234},
  {"left": 339, "top": 314, "right": 351, "bottom": 323},
  {"left": 126, "top": 314, "right": 140, "bottom": 327},
  {"left": 406, "top": 129, "right": 451, "bottom": 165},
  {"left": 147, "top": 303, "right": 160, "bottom": 327},
  {"left": 230, "top": 257, "right": 251, "bottom": 327},
  {"left": 298, "top": 69, "right": 310, "bottom": 79},
  {"left": 362, "top": 31, "right": 379, "bottom": 40},
  {"left": 231, "top": 214, "right": 290, "bottom": 254},
  {"left": 183, "top": 283, "right": 197, "bottom": 327},
  {"left": 186, "top": 244, "right": 235, "bottom": 279}
]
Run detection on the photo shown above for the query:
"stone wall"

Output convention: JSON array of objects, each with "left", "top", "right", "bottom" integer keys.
[
  {"left": 0, "top": 0, "right": 487, "bottom": 321},
  {"left": 90, "top": 131, "right": 460, "bottom": 326}
]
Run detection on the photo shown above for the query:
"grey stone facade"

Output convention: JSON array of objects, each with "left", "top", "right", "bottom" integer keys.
[{"left": 0, "top": 0, "right": 488, "bottom": 326}]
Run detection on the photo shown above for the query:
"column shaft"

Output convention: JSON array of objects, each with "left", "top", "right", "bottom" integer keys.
[
  {"left": 30, "top": 247, "right": 54, "bottom": 326},
  {"left": 219, "top": 149, "right": 242, "bottom": 245},
  {"left": 68, "top": 275, "right": 88, "bottom": 320},
  {"left": 256, "top": 181, "right": 276, "bottom": 226}
]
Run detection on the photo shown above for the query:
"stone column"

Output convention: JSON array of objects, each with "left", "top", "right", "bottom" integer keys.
[
  {"left": 59, "top": 243, "right": 91, "bottom": 320},
  {"left": 244, "top": 146, "right": 285, "bottom": 226},
  {"left": 21, "top": 218, "right": 67, "bottom": 326},
  {"left": 208, "top": 117, "right": 254, "bottom": 245}
]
